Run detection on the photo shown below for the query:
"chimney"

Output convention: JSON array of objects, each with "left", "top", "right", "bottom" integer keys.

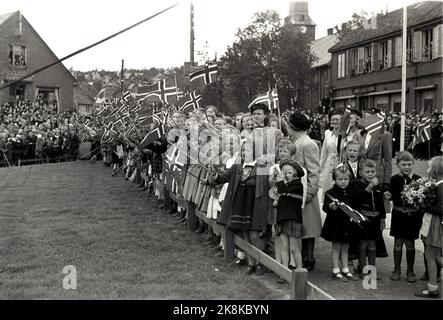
[
  {"left": 15, "top": 11, "right": 22, "bottom": 36},
  {"left": 327, "top": 28, "right": 333, "bottom": 36}
]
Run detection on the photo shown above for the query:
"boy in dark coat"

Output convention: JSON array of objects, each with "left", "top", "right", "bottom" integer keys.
[{"left": 352, "top": 159, "right": 386, "bottom": 279}]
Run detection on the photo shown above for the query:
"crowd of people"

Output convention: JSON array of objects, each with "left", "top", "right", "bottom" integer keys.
[
  {"left": 0, "top": 100, "right": 103, "bottom": 166},
  {"left": 1, "top": 98, "right": 442, "bottom": 298},
  {"left": 97, "top": 102, "right": 442, "bottom": 299}
]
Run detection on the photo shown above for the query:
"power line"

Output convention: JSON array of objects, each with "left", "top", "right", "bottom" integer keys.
[{"left": 0, "top": 2, "right": 180, "bottom": 91}]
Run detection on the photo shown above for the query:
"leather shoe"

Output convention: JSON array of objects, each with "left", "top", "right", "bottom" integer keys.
[
  {"left": 305, "top": 259, "right": 316, "bottom": 271},
  {"left": 246, "top": 266, "right": 255, "bottom": 275},
  {"left": 234, "top": 257, "right": 247, "bottom": 266},
  {"left": 414, "top": 289, "right": 439, "bottom": 298},
  {"left": 255, "top": 264, "right": 266, "bottom": 276}
]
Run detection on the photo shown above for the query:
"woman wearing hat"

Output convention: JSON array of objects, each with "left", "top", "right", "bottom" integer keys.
[{"left": 287, "top": 111, "right": 322, "bottom": 270}]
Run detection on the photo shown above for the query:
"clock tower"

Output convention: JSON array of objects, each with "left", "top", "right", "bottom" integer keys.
[{"left": 284, "top": 1, "right": 316, "bottom": 42}]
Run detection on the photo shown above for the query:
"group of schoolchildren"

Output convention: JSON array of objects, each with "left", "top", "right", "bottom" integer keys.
[
  {"left": 320, "top": 147, "right": 442, "bottom": 298},
  {"left": 98, "top": 104, "right": 442, "bottom": 299}
]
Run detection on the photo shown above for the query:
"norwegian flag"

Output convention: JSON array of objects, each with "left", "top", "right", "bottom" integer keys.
[
  {"left": 411, "top": 117, "right": 432, "bottom": 148},
  {"left": 97, "top": 103, "right": 113, "bottom": 117},
  {"left": 247, "top": 89, "right": 279, "bottom": 112},
  {"left": 325, "top": 194, "right": 368, "bottom": 228},
  {"left": 179, "top": 90, "right": 201, "bottom": 114},
  {"left": 360, "top": 111, "right": 385, "bottom": 137},
  {"left": 139, "top": 123, "right": 166, "bottom": 148},
  {"left": 137, "top": 115, "right": 154, "bottom": 127},
  {"left": 189, "top": 63, "right": 217, "bottom": 88},
  {"left": 136, "top": 76, "right": 178, "bottom": 105}
]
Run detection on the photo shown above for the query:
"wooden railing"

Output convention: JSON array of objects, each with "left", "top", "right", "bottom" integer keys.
[{"left": 168, "top": 193, "right": 335, "bottom": 300}]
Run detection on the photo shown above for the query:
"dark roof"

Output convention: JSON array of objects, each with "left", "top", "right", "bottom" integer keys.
[
  {"left": 329, "top": 1, "right": 443, "bottom": 52},
  {"left": 310, "top": 33, "right": 339, "bottom": 68}
]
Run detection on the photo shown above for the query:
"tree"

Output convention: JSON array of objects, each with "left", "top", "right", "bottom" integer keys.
[
  {"left": 219, "top": 10, "right": 316, "bottom": 113},
  {"left": 334, "top": 11, "right": 373, "bottom": 40}
]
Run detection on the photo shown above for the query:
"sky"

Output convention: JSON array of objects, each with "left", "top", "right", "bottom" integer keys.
[{"left": 2, "top": 0, "right": 421, "bottom": 71}]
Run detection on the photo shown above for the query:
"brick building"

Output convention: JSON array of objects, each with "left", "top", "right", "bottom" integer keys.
[
  {"left": 328, "top": 1, "right": 443, "bottom": 113},
  {"left": 0, "top": 11, "right": 75, "bottom": 112},
  {"left": 308, "top": 29, "right": 339, "bottom": 113}
]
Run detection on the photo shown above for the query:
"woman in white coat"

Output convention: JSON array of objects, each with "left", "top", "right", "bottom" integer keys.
[{"left": 319, "top": 111, "right": 342, "bottom": 200}]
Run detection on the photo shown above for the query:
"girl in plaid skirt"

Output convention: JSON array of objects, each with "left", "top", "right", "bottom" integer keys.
[{"left": 274, "top": 159, "right": 306, "bottom": 270}]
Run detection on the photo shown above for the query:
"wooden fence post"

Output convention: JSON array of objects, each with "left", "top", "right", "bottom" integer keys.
[
  {"left": 187, "top": 201, "right": 198, "bottom": 231},
  {"left": 290, "top": 268, "right": 308, "bottom": 300},
  {"left": 224, "top": 227, "right": 235, "bottom": 262}
]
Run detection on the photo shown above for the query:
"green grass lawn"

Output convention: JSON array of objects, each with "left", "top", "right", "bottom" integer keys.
[{"left": 0, "top": 162, "right": 284, "bottom": 300}]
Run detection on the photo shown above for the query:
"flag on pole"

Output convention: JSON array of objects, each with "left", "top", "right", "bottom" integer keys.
[
  {"left": 136, "top": 76, "right": 178, "bottom": 105},
  {"left": 410, "top": 117, "right": 432, "bottom": 148},
  {"left": 325, "top": 194, "right": 368, "bottom": 228},
  {"left": 247, "top": 89, "right": 279, "bottom": 112},
  {"left": 139, "top": 123, "right": 166, "bottom": 148},
  {"left": 179, "top": 90, "right": 201, "bottom": 114},
  {"left": 189, "top": 63, "right": 217, "bottom": 88},
  {"left": 360, "top": 111, "right": 386, "bottom": 137}
]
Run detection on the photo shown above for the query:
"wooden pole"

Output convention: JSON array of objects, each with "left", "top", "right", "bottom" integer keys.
[
  {"left": 224, "top": 228, "right": 235, "bottom": 262},
  {"left": 290, "top": 268, "right": 308, "bottom": 300},
  {"left": 400, "top": 6, "right": 407, "bottom": 151}
]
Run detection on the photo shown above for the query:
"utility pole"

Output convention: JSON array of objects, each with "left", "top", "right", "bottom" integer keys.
[
  {"left": 215, "top": 52, "right": 219, "bottom": 111},
  {"left": 190, "top": 1, "right": 195, "bottom": 66},
  {"left": 400, "top": 6, "right": 407, "bottom": 151},
  {"left": 120, "top": 59, "right": 124, "bottom": 96}
]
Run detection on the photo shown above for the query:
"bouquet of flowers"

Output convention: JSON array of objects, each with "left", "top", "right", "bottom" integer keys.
[{"left": 401, "top": 178, "right": 437, "bottom": 209}]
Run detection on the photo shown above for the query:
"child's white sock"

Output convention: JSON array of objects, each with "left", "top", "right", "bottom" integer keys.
[
  {"left": 333, "top": 267, "right": 340, "bottom": 274},
  {"left": 237, "top": 251, "right": 246, "bottom": 260},
  {"left": 342, "top": 267, "right": 350, "bottom": 274},
  {"left": 427, "top": 283, "right": 438, "bottom": 292}
]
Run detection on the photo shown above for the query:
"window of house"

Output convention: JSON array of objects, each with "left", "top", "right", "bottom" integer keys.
[
  {"left": 348, "top": 49, "right": 358, "bottom": 75},
  {"left": 337, "top": 52, "right": 346, "bottom": 78},
  {"left": 407, "top": 34, "right": 413, "bottom": 62},
  {"left": 421, "top": 90, "right": 434, "bottom": 114},
  {"left": 8, "top": 45, "right": 27, "bottom": 67},
  {"left": 363, "top": 45, "right": 372, "bottom": 73},
  {"left": 378, "top": 41, "right": 388, "bottom": 70},
  {"left": 422, "top": 29, "right": 433, "bottom": 61}
]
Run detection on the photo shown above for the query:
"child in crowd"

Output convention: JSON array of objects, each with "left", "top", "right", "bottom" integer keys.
[
  {"left": 345, "top": 142, "right": 361, "bottom": 181},
  {"left": 274, "top": 159, "right": 306, "bottom": 272},
  {"left": 321, "top": 164, "right": 357, "bottom": 281},
  {"left": 269, "top": 139, "right": 307, "bottom": 280},
  {"left": 415, "top": 156, "right": 443, "bottom": 298},
  {"left": 240, "top": 115, "right": 255, "bottom": 139},
  {"left": 386, "top": 151, "right": 423, "bottom": 283},
  {"left": 352, "top": 159, "right": 386, "bottom": 279}
]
